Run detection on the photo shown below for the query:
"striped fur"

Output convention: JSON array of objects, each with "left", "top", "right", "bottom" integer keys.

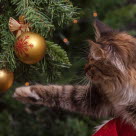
[{"left": 14, "top": 20, "right": 136, "bottom": 130}]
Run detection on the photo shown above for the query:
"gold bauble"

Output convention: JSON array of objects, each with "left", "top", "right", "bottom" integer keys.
[
  {"left": 0, "top": 69, "right": 14, "bottom": 92},
  {"left": 15, "top": 32, "right": 46, "bottom": 64}
]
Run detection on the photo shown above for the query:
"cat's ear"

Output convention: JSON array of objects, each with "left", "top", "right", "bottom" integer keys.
[
  {"left": 93, "top": 19, "right": 113, "bottom": 41},
  {"left": 88, "top": 40, "right": 105, "bottom": 58}
]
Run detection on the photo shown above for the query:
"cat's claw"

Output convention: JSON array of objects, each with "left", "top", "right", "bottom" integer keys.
[
  {"left": 13, "top": 87, "right": 31, "bottom": 97},
  {"left": 13, "top": 86, "right": 41, "bottom": 104}
]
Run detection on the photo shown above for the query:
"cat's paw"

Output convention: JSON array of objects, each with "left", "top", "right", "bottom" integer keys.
[{"left": 13, "top": 86, "right": 43, "bottom": 104}]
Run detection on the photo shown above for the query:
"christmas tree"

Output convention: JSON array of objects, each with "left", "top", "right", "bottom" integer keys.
[
  {"left": 0, "top": 0, "right": 78, "bottom": 83},
  {"left": 0, "top": 0, "right": 136, "bottom": 136}
]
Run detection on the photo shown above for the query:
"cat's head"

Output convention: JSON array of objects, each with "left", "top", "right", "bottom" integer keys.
[{"left": 85, "top": 19, "right": 136, "bottom": 83}]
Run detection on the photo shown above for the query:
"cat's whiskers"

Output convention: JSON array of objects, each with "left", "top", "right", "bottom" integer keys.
[
  {"left": 76, "top": 77, "right": 87, "bottom": 85},
  {"left": 83, "top": 78, "right": 91, "bottom": 102}
]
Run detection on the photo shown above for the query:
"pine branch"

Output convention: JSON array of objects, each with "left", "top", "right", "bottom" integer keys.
[
  {"left": 46, "top": 41, "right": 71, "bottom": 67},
  {"left": 0, "top": 14, "right": 16, "bottom": 71},
  {"left": 0, "top": 0, "right": 79, "bottom": 81},
  {"left": 46, "top": 0, "right": 79, "bottom": 27},
  {"left": 24, "top": 7, "right": 54, "bottom": 37},
  {"left": 12, "top": 0, "right": 54, "bottom": 37},
  {"left": 12, "top": 0, "right": 79, "bottom": 37}
]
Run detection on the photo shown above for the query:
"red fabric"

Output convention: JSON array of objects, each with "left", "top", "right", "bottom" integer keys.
[{"left": 92, "top": 118, "right": 136, "bottom": 136}]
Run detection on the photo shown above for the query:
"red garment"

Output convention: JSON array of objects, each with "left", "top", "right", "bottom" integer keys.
[{"left": 92, "top": 118, "right": 136, "bottom": 136}]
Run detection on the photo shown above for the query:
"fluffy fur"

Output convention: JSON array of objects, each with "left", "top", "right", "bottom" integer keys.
[{"left": 14, "top": 19, "right": 136, "bottom": 129}]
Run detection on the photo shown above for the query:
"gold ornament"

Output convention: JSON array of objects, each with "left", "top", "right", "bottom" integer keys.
[
  {"left": 0, "top": 69, "right": 14, "bottom": 92},
  {"left": 9, "top": 15, "right": 30, "bottom": 38},
  {"left": 14, "top": 32, "right": 47, "bottom": 64}
]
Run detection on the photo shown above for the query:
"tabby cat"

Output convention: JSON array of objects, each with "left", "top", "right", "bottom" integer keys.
[{"left": 14, "top": 19, "right": 136, "bottom": 130}]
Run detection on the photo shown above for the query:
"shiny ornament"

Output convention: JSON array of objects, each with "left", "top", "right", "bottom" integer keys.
[
  {"left": 9, "top": 15, "right": 30, "bottom": 38},
  {"left": 0, "top": 69, "right": 14, "bottom": 92},
  {"left": 15, "top": 32, "right": 46, "bottom": 64}
]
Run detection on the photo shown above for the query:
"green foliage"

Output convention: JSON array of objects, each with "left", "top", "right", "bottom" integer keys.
[
  {"left": 52, "top": 118, "right": 89, "bottom": 136},
  {"left": 0, "top": 0, "right": 78, "bottom": 81},
  {"left": 12, "top": 0, "right": 79, "bottom": 37},
  {"left": 46, "top": 41, "right": 71, "bottom": 67},
  {"left": 39, "top": 41, "right": 71, "bottom": 81},
  {"left": 0, "top": 15, "right": 16, "bottom": 71},
  {"left": 104, "top": 4, "right": 136, "bottom": 29}
]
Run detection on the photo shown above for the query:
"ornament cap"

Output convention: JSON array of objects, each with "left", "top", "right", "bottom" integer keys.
[{"left": 19, "top": 15, "right": 25, "bottom": 23}]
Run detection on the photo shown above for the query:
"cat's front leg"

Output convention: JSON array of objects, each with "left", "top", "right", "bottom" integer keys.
[
  {"left": 14, "top": 84, "right": 91, "bottom": 114},
  {"left": 13, "top": 84, "right": 113, "bottom": 117}
]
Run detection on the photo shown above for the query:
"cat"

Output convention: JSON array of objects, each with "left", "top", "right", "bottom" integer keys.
[{"left": 13, "top": 18, "right": 136, "bottom": 130}]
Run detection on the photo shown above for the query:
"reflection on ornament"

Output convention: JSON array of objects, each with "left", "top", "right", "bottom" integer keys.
[
  {"left": 0, "top": 69, "right": 14, "bottom": 92},
  {"left": 15, "top": 32, "right": 46, "bottom": 64}
]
